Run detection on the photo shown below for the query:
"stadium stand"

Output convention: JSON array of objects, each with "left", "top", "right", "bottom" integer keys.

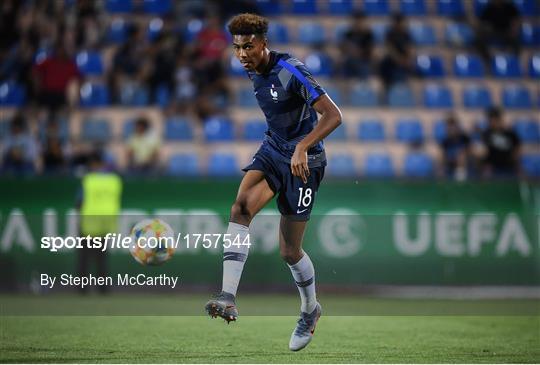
[{"left": 0, "top": 0, "right": 538, "bottom": 179}]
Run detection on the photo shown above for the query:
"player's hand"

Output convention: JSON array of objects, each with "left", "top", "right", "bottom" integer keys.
[{"left": 291, "top": 144, "right": 309, "bottom": 184}]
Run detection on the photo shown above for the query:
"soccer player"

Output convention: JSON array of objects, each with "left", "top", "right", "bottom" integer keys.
[{"left": 205, "top": 13, "right": 342, "bottom": 351}]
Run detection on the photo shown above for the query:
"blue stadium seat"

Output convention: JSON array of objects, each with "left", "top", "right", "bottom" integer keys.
[
  {"left": 437, "top": 0, "right": 464, "bottom": 16},
  {"left": 400, "top": 0, "right": 426, "bottom": 15},
  {"left": 229, "top": 55, "right": 245, "bottom": 76},
  {"left": 388, "top": 84, "right": 415, "bottom": 107},
  {"left": 147, "top": 17, "right": 164, "bottom": 41},
  {"left": 122, "top": 119, "right": 135, "bottom": 140},
  {"left": 363, "top": 0, "right": 389, "bottom": 15},
  {"left": 0, "top": 119, "right": 8, "bottom": 138},
  {"left": 410, "top": 23, "right": 435, "bottom": 46},
  {"left": 105, "top": 0, "right": 132, "bottom": 13},
  {"left": 416, "top": 55, "right": 445, "bottom": 78},
  {"left": 183, "top": 19, "right": 203, "bottom": 43},
  {"left": 521, "top": 23, "right": 540, "bottom": 46},
  {"left": 328, "top": 0, "right": 353, "bottom": 15},
  {"left": 371, "top": 23, "right": 388, "bottom": 44},
  {"left": 513, "top": 119, "right": 540, "bottom": 143},
  {"left": 236, "top": 87, "right": 258, "bottom": 108},
  {"left": 208, "top": 153, "right": 240, "bottom": 177},
  {"left": 358, "top": 120, "right": 385, "bottom": 141},
  {"left": 424, "top": 84, "right": 453, "bottom": 108},
  {"left": 256, "top": 0, "right": 283, "bottom": 15},
  {"left": 267, "top": 22, "right": 289, "bottom": 44},
  {"left": 120, "top": 83, "right": 149, "bottom": 106},
  {"left": 364, "top": 153, "right": 394, "bottom": 177},
  {"left": 243, "top": 119, "right": 267, "bottom": 141},
  {"left": 155, "top": 84, "right": 170, "bottom": 108},
  {"left": 106, "top": 18, "right": 128, "bottom": 44},
  {"left": 432, "top": 120, "right": 447, "bottom": 143},
  {"left": 0, "top": 82, "right": 26, "bottom": 106},
  {"left": 304, "top": 52, "right": 332, "bottom": 76},
  {"left": 80, "top": 83, "right": 109, "bottom": 107},
  {"left": 34, "top": 47, "right": 51, "bottom": 64},
  {"left": 445, "top": 23, "right": 473, "bottom": 46},
  {"left": 502, "top": 85, "right": 532, "bottom": 109},
  {"left": 298, "top": 22, "right": 325, "bottom": 45},
  {"left": 396, "top": 118, "right": 424, "bottom": 143},
  {"left": 324, "top": 85, "right": 342, "bottom": 105},
  {"left": 76, "top": 51, "right": 103, "bottom": 76},
  {"left": 404, "top": 153, "right": 434, "bottom": 177},
  {"left": 454, "top": 54, "right": 484, "bottom": 78},
  {"left": 333, "top": 23, "right": 349, "bottom": 42},
  {"left": 142, "top": 0, "right": 172, "bottom": 15},
  {"left": 325, "top": 122, "right": 347, "bottom": 141},
  {"left": 165, "top": 117, "right": 194, "bottom": 141},
  {"left": 292, "top": 0, "right": 318, "bottom": 14},
  {"left": 349, "top": 83, "right": 378, "bottom": 107},
  {"left": 204, "top": 117, "right": 234, "bottom": 142},
  {"left": 473, "top": 0, "right": 488, "bottom": 16},
  {"left": 327, "top": 154, "right": 356, "bottom": 177},
  {"left": 514, "top": 0, "right": 539, "bottom": 15},
  {"left": 81, "top": 118, "right": 112, "bottom": 142},
  {"left": 463, "top": 85, "right": 492, "bottom": 109},
  {"left": 492, "top": 54, "right": 521, "bottom": 78},
  {"left": 521, "top": 154, "right": 540, "bottom": 177},
  {"left": 530, "top": 54, "right": 540, "bottom": 78},
  {"left": 168, "top": 153, "right": 199, "bottom": 176}
]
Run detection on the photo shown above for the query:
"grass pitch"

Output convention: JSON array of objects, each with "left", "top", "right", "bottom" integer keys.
[{"left": 1, "top": 294, "right": 539, "bottom": 363}]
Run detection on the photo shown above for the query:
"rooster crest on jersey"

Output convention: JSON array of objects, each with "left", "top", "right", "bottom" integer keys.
[{"left": 270, "top": 84, "right": 278, "bottom": 102}]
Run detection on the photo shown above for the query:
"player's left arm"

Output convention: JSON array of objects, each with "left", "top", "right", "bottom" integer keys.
[{"left": 291, "top": 94, "right": 342, "bottom": 183}]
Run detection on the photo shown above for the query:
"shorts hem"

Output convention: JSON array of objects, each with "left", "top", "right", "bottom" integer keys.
[{"left": 243, "top": 167, "right": 279, "bottom": 194}]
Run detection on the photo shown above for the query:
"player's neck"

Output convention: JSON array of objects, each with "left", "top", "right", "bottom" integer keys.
[{"left": 254, "top": 48, "right": 271, "bottom": 74}]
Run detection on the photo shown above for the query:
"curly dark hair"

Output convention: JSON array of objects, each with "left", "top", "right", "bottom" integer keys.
[{"left": 227, "top": 13, "right": 269, "bottom": 37}]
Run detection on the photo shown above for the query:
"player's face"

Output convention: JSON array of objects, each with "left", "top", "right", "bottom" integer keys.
[{"left": 232, "top": 34, "right": 267, "bottom": 72}]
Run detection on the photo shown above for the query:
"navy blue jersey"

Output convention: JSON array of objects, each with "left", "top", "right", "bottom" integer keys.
[{"left": 247, "top": 51, "right": 327, "bottom": 167}]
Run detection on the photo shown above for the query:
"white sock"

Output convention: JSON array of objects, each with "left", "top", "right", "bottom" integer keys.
[
  {"left": 221, "top": 222, "right": 250, "bottom": 296},
  {"left": 288, "top": 252, "right": 317, "bottom": 313}
]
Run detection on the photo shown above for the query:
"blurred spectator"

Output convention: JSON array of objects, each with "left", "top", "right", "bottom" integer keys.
[
  {"left": 32, "top": 42, "right": 81, "bottom": 112},
  {"left": 174, "top": 49, "right": 197, "bottom": 110},
  {"left": 439, "top": 114, "right": 471, "bottom": 181},
  {"left": 473, "top": 0, "right": 521, "bottom": 62},
  {"left": 74, "top": 0, "right": 101, "bottom": 49},
  {"left": 378, "top": 14, "right": 414, "bottom": 91},
  {"left": 0, "top": 0, "right": 22, "bottom": 51},
  {"left": 41, "top": 115, "right": 69, "bottom": 174},
  {"left": 2, "top": 112, "right": 38, "bottom": 174},
  {"left": 148, "top": 33, "right": 181, "bottom": 104},
  {"left": 340, "top": 11, "right": 374, "bottom": 79},
  {"left": 481, "top": 107, "right": 521, "bottom": 178},
  {"left": 0, "top": 38, "right": 36, "bottom": 97},
  {"left": 109, "top": 25, "right": 149, "bottom": 104},
  {"left": 126, "top": 117, "right": 161, "bottom": 173},
  {"left": 192, "top": 14, "right": 231, "bottom": 120}
]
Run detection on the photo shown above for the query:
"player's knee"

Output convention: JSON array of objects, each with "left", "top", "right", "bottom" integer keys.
[
  {"left": 279, "top": 246, "right": 302, "bottom": 265},
  {"left": 230, "top": 196, "right": 253, "bottom": 225}
]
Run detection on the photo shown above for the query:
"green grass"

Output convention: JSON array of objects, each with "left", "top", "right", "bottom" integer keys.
[{"left": 1, "top": 295, "right": 539, "bottom": 363}]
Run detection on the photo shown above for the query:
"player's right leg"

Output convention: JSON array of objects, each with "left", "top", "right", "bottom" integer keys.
[{"left": 206, "top": 170, "right": 275, "bottom": 322}]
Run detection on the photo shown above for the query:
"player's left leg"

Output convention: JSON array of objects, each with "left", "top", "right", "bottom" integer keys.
[{"left": 279, "top": 217, "right": 321, "bottom": 351}]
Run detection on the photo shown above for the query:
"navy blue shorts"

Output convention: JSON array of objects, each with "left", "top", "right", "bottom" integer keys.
[{"left": 243, "top": 143, "right": 325, "bottom": 221}]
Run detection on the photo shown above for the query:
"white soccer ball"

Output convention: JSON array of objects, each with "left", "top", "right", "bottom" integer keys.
[{"left": 129, "top": 218, "right": 175, "bottom": 266}]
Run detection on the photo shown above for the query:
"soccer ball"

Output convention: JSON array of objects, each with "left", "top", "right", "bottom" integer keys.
[{"left": 129, "top": 218, "right": 175, "bottom": 265}]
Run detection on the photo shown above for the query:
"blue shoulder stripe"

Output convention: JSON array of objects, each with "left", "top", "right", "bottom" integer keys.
[{"left": 277, "top": 59, "right": 320, "bottom": 101}]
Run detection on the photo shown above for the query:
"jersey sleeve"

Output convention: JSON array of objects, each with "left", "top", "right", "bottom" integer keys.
[{"left": 279, "top": 59, "right": 326, "bottom": 106}]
